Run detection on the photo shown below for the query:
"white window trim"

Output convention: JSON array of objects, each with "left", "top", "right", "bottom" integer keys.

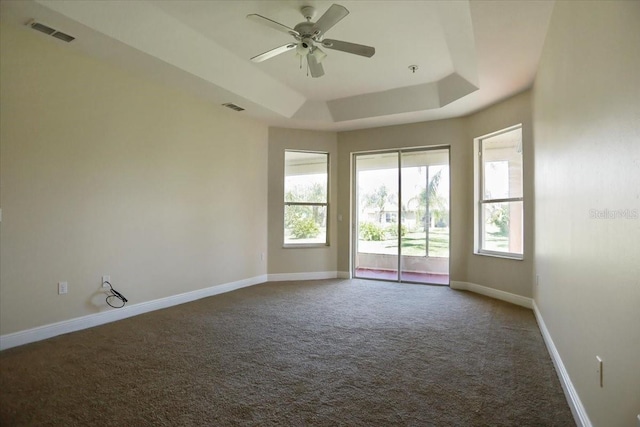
[
  {"left": 283, "top": 150, "right": 330, "bottom": 248},
  {"left": 473, "top": 124, "right": 524, "bottom": 260}
]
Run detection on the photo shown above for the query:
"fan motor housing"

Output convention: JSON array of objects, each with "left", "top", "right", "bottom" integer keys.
[
  {"left": 293, "top": 22, "right": 318, "bottom": 39},
  {"left": 300, "top": 37, "right": 315, "bottom": 49}
]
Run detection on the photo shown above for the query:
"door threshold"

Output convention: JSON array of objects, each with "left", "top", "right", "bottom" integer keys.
[{"left": 354, "top": 268, "right": 449, "bottom": 285}]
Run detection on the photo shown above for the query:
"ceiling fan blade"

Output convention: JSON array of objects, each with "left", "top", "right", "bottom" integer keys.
[
  {"left": 247, "top": 14, "right": 299, "bottom": 37},
  {"left": 321, "top": 39, "right": 375, "bottom": 57},
  {"left": 307, "top": 54, "right": 325, "bottom": 78},
  {"left": 251, "top": 43, "right": 296, "bottom": 62},
  {"left": 312, "top": 4, "right": 349, "bottom": 35}
]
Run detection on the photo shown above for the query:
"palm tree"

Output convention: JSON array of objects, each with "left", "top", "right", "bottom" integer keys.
[
  {"left": 420, "top": 169, "right": 446, "bottom": 227},
  {"left": 407, "top": 169, "right": 444, "bottom": 230},
  {"left": 405, "top": 168, "right": 446, "bottom": 256}
]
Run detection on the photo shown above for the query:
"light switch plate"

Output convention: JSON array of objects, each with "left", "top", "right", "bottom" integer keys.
[{"left": 58, "top": 282, "right": 68, "bottom": 295}]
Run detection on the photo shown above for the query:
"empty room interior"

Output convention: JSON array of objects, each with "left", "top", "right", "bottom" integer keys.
[{"left": 1, "top": 1, "right": 638, "bottom": 426}]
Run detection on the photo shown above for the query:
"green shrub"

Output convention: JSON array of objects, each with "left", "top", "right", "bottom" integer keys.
[
  {"left": 291, "top": 217, "right": 320, "bottom": 239},
  {"left": 360, "top": 222, "right": 386, "bottom": 241},
  {"left": 489, "top": 205, "right": 510, "bottom": 236},
  {"left": 385, "top": 224, "right": 407, "bottom": 238}
]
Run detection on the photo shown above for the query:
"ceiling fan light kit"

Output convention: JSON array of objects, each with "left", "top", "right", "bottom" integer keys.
[
  {"left": 247, "top": 3, "right": 375, "bottom": 78},
  {"left": 312, "top": 47, "right": 327, "bottom": 63}
]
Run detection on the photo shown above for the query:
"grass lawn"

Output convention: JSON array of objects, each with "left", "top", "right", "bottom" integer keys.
[
  {"left": 483, "top": 223, "right": 509, "bottom": 251},
  {"left": 358, "top": 228, "right": 450, "bottom": 258}
]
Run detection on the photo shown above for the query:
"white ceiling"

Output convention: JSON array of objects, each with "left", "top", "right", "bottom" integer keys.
[{"left": 0, "top": 0, "right": 555, "bottom": 132}]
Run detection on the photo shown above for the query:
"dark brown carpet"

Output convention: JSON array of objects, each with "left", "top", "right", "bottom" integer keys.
[{"left": 0, "top": 279, "right": 574, "bottom": 426}]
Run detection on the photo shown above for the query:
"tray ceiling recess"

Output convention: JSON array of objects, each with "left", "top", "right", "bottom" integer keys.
[{"left": 0, "top": 1, "right": 554, "bottom": 131}]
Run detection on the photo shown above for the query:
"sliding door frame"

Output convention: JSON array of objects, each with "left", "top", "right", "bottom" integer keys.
[{"left": 351, "top": 145, "right": 451, "bottom": 285}]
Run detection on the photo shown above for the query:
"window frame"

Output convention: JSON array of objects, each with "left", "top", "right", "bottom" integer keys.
[
  {"left": 474, "top": 124, "right": 524, "bottom": 260},
  {"left": 283, "top": 149, "right": 330, "bottom": 248}
]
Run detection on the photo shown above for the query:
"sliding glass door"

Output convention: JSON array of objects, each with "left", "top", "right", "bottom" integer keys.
[
  {"left": 354, "top": 152, "right": 400, "bottom": 281},
  {"left": 353, "top": 147, "right": 450, "bottom": 284}
]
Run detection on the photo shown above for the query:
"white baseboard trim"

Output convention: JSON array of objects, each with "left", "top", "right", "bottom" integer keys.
[
  {"left": 267, "top": 271, "right": 338, "bottom": 281},
  {"left": 533, "top": 301, "right": 592, "bottom": 427},
  {"left": 337, "top": 271, "right": 351, "bottom": 279},
  {"left": 450, "top": 281, "right": 533, "bottom": 309},
  {"left": 0, "top": 274, "right": 268, "bottom": 351}
]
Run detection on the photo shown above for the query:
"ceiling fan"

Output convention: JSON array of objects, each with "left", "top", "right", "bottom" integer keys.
[{"left": 247, "top": 3, "right": 375, "bottom": 78}]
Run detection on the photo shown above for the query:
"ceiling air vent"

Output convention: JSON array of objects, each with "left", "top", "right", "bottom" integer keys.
[
  {"left": 30, "top": 22, "right": 55, "bottom": 35},
  {"left": 222, "top": 103, "right": 245, "bottom": 112},
  {"left": 27, "top": 20, "right": 75, "bottom": 43},
  {"left": 52, "top": 32, "right": 75, "bottom": 43}
]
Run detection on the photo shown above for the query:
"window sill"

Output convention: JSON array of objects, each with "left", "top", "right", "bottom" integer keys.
[
  {"left": 283, "top": 244, "right": 329, "bottom": 249},
  {"left": 474, "top": 251, "right": 523, "bottom": 261}
]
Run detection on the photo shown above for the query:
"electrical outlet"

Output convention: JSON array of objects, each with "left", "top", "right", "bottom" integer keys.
[
  {"left": 596, "top": 356, "right": 603, "bottom": 387},
  {"left": 102, "top": 275, "right": 110, "bottom": 288},
  {"left": 260, "top": 252, "right": 264, "bottom": 261},
  {"left": 58, "top": 281, "right": 68, "bottom": 295},
  {"left": 536, "top": 275, "right": 540, "bottom": 286}
]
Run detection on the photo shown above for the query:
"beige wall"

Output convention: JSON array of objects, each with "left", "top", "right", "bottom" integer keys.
[
  {"left": 337, "top": 118, "right": 470, "bottom": 280},
  {"left": 465, "top": 91, "right": 534, "bottom": 297},
  {"left": 0, "top": 24, "right": 268, "bottom": 335},
  {"left": 267, "top": 128, "right": 338, "bottom": 275},
  {"left": 533, "top": 1, "right": 640, "bottom": 426}
]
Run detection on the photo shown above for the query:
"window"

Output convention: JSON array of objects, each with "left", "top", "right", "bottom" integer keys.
[
  {"left": 284, "top": 150, "right": 329, "bottom": 246},
  {"left": 475, "top": 125, "right": 523, "bottom": 258}
]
